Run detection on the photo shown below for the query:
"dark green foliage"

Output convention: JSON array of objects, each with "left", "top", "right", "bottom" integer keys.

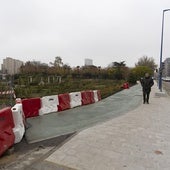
[
  {"left": 13, "top": 78, "right": 123, "bottom": 100},
  {"left": 130, "top": 66, "right": 153, "bottom": 80},
  {"left": 127, "top": 72, "right": 137, "bottom": 84}
]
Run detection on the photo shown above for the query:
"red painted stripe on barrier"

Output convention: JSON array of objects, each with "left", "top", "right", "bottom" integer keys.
[
  {"left": 0, "top": 126, "right": 15, "bottom": 157},
  {"left": 0, "top": 107, "right": 15, "bottom": 157},
  {"left": 81, "top": 91, "right": 95, "bottom": 105},
  {"left": 0, "top": 107, "right": 15, "bottom": 129},
  {"left": 22, "top": 98, "right": 41, "bottom": 118},
  {"left": 58, "top": 93, "right": 71, "bottom": 111}
]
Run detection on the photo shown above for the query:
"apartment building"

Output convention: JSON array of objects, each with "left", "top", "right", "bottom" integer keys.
[{"left": 1, "top": 57, "right": 23, "bottom": 75}]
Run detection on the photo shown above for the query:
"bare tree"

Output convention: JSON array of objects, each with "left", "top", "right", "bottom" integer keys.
[{"left": 135, "top": 56, "right": 157, "bottom": 70}]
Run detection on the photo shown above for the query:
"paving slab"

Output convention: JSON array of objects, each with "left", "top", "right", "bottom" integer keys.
[{"left": 32, "top": 83, "right": 170, "bottom": 170}]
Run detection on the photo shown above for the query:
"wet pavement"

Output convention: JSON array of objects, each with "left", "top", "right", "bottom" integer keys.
[{"left": 25, "top": 84, "right": 142, "bottom": 143}]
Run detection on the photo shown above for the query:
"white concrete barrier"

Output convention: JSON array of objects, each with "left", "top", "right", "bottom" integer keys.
[
  {"left": 69, "top": 92, "right": 82, "bottom": 108},
  {"left": 39, "top": 95, "right": 59, "bottom": 115},
  {"left": 93, "top": 90, "right": 99, "bottom": 102},
  {"left": 11, "top": 104, "right": 25, "bottom": 143}
]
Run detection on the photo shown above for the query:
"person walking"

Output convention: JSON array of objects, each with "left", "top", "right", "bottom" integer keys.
[{"left": 140, "top": 73, "right": 154, "bottom": 104}]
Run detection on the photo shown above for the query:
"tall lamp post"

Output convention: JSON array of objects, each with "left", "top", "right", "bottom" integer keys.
[{"left": 159, "top": 9, "right": 170, "bottom": 92}]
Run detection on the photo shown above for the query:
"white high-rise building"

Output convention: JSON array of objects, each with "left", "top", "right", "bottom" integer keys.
[
  {"left": 1, "top": 57, "right": 23, "bottom": 75},
  {"left": 85, "top": 58, "right": 93, "bottom": 66},
  {"left": 163, "top": 58, "right": 170, "bottom": 77}
]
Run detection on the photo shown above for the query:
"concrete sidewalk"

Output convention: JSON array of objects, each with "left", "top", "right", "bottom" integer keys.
[{"left": 32, "top": 84, "right": 170, "bottom": 170}]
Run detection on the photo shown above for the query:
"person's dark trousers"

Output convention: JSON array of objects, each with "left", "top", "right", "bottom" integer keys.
[{"left": 143, "top": 91, "right": 150, "bottom": 104}]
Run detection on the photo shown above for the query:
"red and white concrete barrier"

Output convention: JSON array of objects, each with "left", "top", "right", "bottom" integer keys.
[
  {"left": 81, "top": 90, "right": 95, "bottom": 105},
  {"left": 11, "top": 104, "right": 25, "bottom": 143},
  {"left": 0, "top": 89, "right": 101, "bottom": 157},
  {"left": 93, "top": 90, "right": 101, "bottom": 102},
  {"left": 20, "top": 90, "right": 101, "bottom": 118},
  {"left": 39, "top": 95, "right": 59, "bottom": 115},
  {"left": 58, "top": 93, "right": 71, "bottom": 111},
  {"left": 22, "top": 97, "right": 41, "bottom": 118},
  {"left": 0, "top": 107, "right": 15, "bottom": 157},
  {"left": 69, "top": 92, "right": 82, "bottom": 108}
]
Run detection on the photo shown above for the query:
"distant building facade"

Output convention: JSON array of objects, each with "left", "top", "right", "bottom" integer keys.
[
  {"left": 163, "top": 58, "right": 170, "bottom": 77},
  {"left": 85, "top": 58, "right": 93, "bottom": 66},
  {"left": 1, "top": 57, "right": 23, "bottom": 75}
]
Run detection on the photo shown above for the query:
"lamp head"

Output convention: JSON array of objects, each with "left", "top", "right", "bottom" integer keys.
[{"left": 163, "top": 9, "right": 170, "bottom": 12}]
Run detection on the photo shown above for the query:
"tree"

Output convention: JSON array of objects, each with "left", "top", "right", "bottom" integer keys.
[
  {"left": 128, "top": 72, "right": 137, "bottom": 84},
  {"left": 113, "top": 61, "right": 126, "bottom": 67},
  {"left": 108, "top": 61, "right": 128, "bottom": 80},
  {"left": 130, "top": 66, "right": 153, "bottom": 81},
  {"left": 50, "top": 56, "right": 63, "bottom": 67},
  {"left": 135, "top": 56, "right": 157, "bottom": 71},
  {"left": 20, "top": 61, "right": 48, "bottom": 75},
  {"left": 81, "top": 65, "right": 98, "bottom": 79},
  {"left": 108, "top": 61, "right": 126, "bottom": 68},
  {"left": 61, "top": 64, "right": 71, "bottom": 77}
]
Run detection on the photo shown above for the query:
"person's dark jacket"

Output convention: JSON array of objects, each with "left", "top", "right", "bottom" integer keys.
[{"left": 140, "top": 76, "right": 154, "bottom": 93}]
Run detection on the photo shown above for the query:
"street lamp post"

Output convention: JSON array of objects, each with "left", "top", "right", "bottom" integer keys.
[{"left": 159, "top": 9, "right": 170, "bottom": 92}]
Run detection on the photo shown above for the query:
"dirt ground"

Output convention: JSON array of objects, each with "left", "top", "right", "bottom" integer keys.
[{"left": 0, "top": 133, "right": 75, "bottom": 170}]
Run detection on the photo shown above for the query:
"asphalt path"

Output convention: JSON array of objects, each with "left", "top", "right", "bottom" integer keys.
[{"left": 25, "top": 84, "right": 142, "bottom": 144}]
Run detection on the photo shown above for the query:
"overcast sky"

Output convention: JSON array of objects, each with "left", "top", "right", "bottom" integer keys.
[{"left": 0, "top": 0, "right": 170, "bottom": 68}]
